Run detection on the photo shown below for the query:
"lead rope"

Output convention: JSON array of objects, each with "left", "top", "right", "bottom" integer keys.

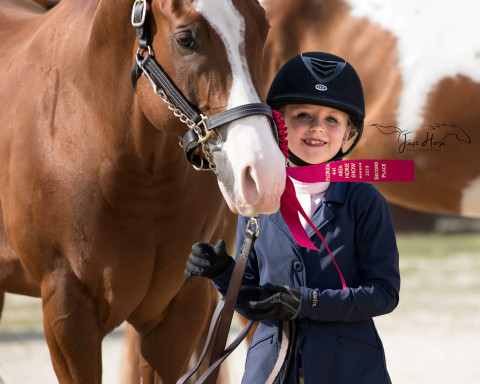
[{"left": 176, "top": 218, "right": 259, "bottom": 384}]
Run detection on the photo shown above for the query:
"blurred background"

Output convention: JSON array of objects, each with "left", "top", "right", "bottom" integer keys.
[{"left": 374, "top": 205, "right": 480, "bottom": 384}]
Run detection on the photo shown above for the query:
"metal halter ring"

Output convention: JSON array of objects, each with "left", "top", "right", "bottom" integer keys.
[
  {"left": 192, "top": 156, "right": 205, "bottom": 172},
  {"left": 136, "top": 46, "right": 152, "bottom": 57},
  {"left": 195, "top": 116, "right": 212, "bottom": 144},
  {"left": 246, "top": 216, "right": 260, "bottom": 237}
]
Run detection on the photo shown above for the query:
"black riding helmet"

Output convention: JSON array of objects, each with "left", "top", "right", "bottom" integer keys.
[{"left": 267, "top": 52, "right": 365, "bottom": 164}]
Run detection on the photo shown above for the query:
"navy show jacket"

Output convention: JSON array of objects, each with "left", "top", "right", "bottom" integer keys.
[{"left": 212, "top": 181, "right": 400, "bottom": 384}]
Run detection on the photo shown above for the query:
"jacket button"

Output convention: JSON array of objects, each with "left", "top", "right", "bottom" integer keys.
[{"left": 293, "top": 261, "right": 303, "bottom": 272}]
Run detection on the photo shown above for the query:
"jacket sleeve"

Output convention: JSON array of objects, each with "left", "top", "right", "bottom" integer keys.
[
  {"left": 299, "top": 185, "right": 400, "bottom": 322},
  {"left": 210, "top": 215, "right": 261, "bottom": 315}
]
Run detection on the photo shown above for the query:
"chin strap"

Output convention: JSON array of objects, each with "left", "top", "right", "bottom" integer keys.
[{"left": 287, "top": 150, "right": 313, "bottom": 167}]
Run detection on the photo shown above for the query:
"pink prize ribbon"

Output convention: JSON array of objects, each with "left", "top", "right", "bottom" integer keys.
[
  {"left": 286, "top": 159, "right": 415, "bottom": 183},
  {"left": 279, "top": 159, "right": 415, "bottom": 291},
  {"left": 272, "top": 110, "right": 289, "bottom": 158}
]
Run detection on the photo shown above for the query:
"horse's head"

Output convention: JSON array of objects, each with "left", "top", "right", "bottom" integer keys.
[{"left": 133, "top": 0, "right": 286, "bottom": 216}]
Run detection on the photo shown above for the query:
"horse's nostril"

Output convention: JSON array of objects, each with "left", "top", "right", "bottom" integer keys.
[{"left": 242, "top": 166, "right": 260, "bottom": 204}]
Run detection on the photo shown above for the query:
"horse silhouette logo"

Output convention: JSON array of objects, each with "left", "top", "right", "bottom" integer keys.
[{"left": 371, "top": 123, "right": 472, "bottom": 153}]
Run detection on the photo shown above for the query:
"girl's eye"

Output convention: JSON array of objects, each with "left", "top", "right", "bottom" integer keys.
[
  {"left": 326, "top": 116, "right": 338, "bottom": 123},
  {"left": 175, "top": 32, "right": 196, "bottom": 49},
  {"left": 296, "top": 113, "right": 311, "bottom": 119}
]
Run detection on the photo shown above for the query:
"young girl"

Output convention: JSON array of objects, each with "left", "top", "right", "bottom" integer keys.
[{"left": 185, "top": 52, "right": 400, "bottom": 384}]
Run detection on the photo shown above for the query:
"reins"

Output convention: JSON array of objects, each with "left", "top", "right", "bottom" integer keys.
[
  {"left": 130, "top": 0, "right": 278, "bottom": 172},
  {"left": 177, "top": 217, "right": 258, "bottom": 384},
  {"left": 176, "top": 217, "right": 293, "bottom": 384}
]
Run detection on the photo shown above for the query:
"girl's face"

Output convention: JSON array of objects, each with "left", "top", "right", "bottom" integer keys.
[{"left": 284, "top": 104, "right": 351, "bottom": 165}]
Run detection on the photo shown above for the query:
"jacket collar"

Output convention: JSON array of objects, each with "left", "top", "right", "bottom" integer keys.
[{"left": 323, "top": 182, "right": 348, "bottom": 205}]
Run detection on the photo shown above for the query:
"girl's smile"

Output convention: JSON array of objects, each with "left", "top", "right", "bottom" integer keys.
[{"left": 303, "top": 138, "right": 327, "bottom": 146}]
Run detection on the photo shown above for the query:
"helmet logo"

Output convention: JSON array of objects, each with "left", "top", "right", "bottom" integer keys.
[
  {"left": 302, "top": 56, "right": 346, "bottom": 84},
  {"left": 315, "top": 84, "right": 328, "bottom": 91}
]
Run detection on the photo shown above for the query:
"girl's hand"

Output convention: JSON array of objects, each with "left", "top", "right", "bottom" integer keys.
[
  {"left": 184, "top": 240, "right": 233, "bottom": 279},
  {"left": 245, "top": 285, "right": 301, "bottom": 321}
]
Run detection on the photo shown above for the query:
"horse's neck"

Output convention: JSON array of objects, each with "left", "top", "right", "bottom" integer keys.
[
  {"left": 58, "top": 0, "right": 179, "bottom": 175},
  {"left": 16, "top": 0, "right": 137, "bottom": 98},
  {"left": 86, "top": 0, "right": 136, "bottom": 56},
  {"left": 79, "top": 0, "right": 137, "bottom": 96}
]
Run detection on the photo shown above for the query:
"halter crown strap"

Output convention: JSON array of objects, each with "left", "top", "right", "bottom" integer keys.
[{"left": 132, "top": 0, "right": 150, "bottom": 49}]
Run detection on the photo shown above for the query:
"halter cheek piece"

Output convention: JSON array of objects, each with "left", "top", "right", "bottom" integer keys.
[{"left": 130, "top": 0, "right": 279, "bottom": 171}]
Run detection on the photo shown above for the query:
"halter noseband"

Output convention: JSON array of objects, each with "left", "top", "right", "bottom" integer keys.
[{"left": 130, "top": 0, "right": 278, "bottom": 171}]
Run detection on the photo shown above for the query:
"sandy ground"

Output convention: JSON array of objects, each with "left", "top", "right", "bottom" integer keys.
[
  {"left": 0, "top": 294, "right": 126, "bottom": 383},
  {"left": 0, "top": 296, "right": 247, "bottom": 384},
  {"left": 1, "top": 238, "right": 479, "bottom": 383}
]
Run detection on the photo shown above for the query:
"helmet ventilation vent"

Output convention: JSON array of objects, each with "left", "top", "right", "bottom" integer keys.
[{"left": 301, "top": 56, "right": 346, "bottom": 84}]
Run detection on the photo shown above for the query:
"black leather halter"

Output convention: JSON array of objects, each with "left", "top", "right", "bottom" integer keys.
[{"left": 130, "top": 0, "right": 278, "bottom": 171}]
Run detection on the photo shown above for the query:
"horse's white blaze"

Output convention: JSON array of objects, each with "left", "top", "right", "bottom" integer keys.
[
  {"left": 346, "top": 0, "right": 480, "bottom": 132},
  {"left": 193, "top": 0, "right": 259, "bottom": 107},
  {"left": 461, "top": 176, "right": 480, "bottom": 218},
  {"left": 194, "top": 0, "right": 285, "bottom": 216}
]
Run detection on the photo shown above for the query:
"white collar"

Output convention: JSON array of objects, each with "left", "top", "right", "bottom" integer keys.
[{"left": 291, "top": 179, "right": 330, "bottom": 195}]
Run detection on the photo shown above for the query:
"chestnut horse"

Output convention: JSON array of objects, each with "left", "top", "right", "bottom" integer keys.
[
  {"left": 0, "top": 0, "right": 285, "bottom": 383},
  {"left": 261, "top": 0, "right": 480, "bottom": 218}
]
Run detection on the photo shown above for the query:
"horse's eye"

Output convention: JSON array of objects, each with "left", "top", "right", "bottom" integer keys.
[{"left": 175, "top": 32, "right": 196, "bottom": 49}]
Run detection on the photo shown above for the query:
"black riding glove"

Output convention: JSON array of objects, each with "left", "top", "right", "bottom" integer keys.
[
  {"left": 184, "top": 239, "right": 233, "bottom": 279},
  {"left": 245, "top": 285, "right": 302, "bottom": 321}
]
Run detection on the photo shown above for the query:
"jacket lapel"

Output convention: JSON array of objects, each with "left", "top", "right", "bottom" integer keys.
[
  {"left": 307, "top": 204, "right": 334, "bottom": 237},
  {"left": 268, "top": 210, "right": 303, "bottom": 253},
  {"left": 306, "top": 182, "right": 348, "bottom": 240}
]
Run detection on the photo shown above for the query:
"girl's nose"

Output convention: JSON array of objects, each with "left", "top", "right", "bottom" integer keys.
[{"left": 309, "top": 120, "right": 324, "bottom": 132}]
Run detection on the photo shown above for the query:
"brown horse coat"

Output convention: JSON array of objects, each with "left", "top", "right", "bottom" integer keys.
[{"left": 0, "top": 0, "right": 285, "bottom": 383}]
